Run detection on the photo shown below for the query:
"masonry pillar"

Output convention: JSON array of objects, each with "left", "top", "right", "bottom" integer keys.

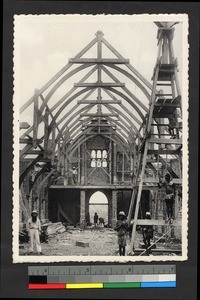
[
  {"left": 111, "top": 190, "right": 117, "bottom": 228},
  {"left": 80, "top": 190, "right": 86, "bottom": 229}
]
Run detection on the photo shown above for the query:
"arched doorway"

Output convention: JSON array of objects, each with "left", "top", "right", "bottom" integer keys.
[{"left": 89, "top": 191, "right": 108, "bottom": 226}]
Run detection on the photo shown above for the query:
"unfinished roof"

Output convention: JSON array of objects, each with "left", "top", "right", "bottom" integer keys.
[{"left": 19, "top": 30, "right": 155, "bottom": 159}]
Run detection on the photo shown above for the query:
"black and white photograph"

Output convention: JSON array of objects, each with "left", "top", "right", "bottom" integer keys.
[{"left": 13, "top": 14, "right": 188, "bottom": 263}]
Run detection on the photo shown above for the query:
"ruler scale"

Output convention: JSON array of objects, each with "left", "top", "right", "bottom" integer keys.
[{"left": 28, "top": 265, "right": 176, "bottom": 289}]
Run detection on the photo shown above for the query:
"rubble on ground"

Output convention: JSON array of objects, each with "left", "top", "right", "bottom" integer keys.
[
  {"left": 46, "top": 222, "right": 66, "bottom": 235},
  {"left": 19, "top": 227, "right": 182, "bottom": 256}
]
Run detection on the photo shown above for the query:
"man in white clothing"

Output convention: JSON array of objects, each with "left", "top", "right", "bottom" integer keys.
[{"left": 27, "top": 210, "right": 42, "bottom": 254}]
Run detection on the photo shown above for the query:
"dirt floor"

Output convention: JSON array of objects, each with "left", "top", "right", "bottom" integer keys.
[{"left": 19, "top": 227, "right": 181, "bottom": 257}]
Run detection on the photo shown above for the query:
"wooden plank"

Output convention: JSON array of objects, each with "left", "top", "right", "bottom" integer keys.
[
  {"left": 20, "top": 138, "right": 43, "bottom": 144},
  {"left": 21, "top": 150, "right": 43, "bottom": 156},
  {"left": 142, "top": 177, "right": 182, "bottom": 184},
  {"left": 154, "top": 102, "right": 180, "bottom": 108},
  {"left": 50, "top": 185, "right": 131, "bottom": 189},
  {"left": 136, "top": 219, "right": 181, "bottom": 226},
  {"left": 84, "top": 132, "right": 116, "bottom": 135},
  {"left": 153, "top": 113, "right": 178, "bottom": 118},
  {"left": 149, "top": 137, "right": 182, "bottom": 144},
  {"left": 134, "top": 248, "right": 181, "bottom": 254},
  {"left": 147, "top": 149, "right": 180, "bottom": 155},
  {"left": 69, "top": 58, "right": 129, "bottom": 64},
  {"left": 74, "top": 82, "right": 125, "bottom": 87},
  {"left": 77, "top": 100, "right": 121, "bottom": 104},
  {"left": 80, "top": 113, "right": 119, "bottom": 117},
  {"left": 83, "top": 124, "right": 117, "bottom": 128},
  {"left": 33, "top": 90, "right": 39, "bottom": 148}
]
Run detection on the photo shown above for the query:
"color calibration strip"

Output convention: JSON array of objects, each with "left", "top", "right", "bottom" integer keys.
[{"left": 28, "top": 265, "right": 176, "bottom": 289}]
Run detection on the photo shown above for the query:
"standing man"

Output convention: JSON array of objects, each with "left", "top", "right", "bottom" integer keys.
[
  {"left": 27, "top": 210, "right": 42, "bottom": 255},
  {"left": 115, "top": 211, "right": 129, "bottom": 256},
  {"left": 72, "top": 166, "right": 78, "bottom": 184},
  {"left": 142, "top": 212, "right": 154, "bottom": 255},
  {"left": 93, "top": 212, "right": 99, "bottom": 227},
  {"left": 159, "top": 173, "right": 176, "bottom": 224}
]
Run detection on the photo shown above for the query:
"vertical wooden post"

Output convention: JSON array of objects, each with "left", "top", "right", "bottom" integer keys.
[
  {"left": 162, "top": 33, "right": 169, "bottom": 64},
  {"left": 64, "top": 155, "right": 68, "bottom": 186},
  {"left": 77, "top": 146, "right": 80, "bottom": 184},
  {"left": 122, "top": 151, "right": 125, "bottom": 183},
  {"left": 57, "top": 139, "right": 61, "bottom": 172},
  {"left": 51, "top": 125, "right": 56, "bottom": 165},
  {"left": 61, "top": 149, "right": 64, "bottom": 176},
  {"left": 130, "top": 151, "right": 134, "bottom": 183},
  {"left": 81, "top": 144, "right": 85, "bottom": 184},
  {"left": 33, "top": 89, "right": 39, "bottom": 148},
  {"left": 44, "top": 108, "right": 49, "bottom": 159},
  {"left": 112, "top": 190, "right": 117, "bottom": 228},
  {"left": 109, "top": 141, "right": 112, "bottom": 184},
  {"left": 80, "top": 190, "right": 86, "bottom": 229},
  {"left": 97, "top": 30, "right": 103, "bottom": 134},
  {"left": 113, "top": 142, "right": 117, "bottom": 184}
]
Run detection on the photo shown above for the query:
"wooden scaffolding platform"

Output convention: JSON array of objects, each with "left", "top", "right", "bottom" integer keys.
[{"left": 127, "top": 22, "right": 182, "bottom": 252}]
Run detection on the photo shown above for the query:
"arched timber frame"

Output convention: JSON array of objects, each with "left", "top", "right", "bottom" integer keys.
[{"left": 19, "top": 30, "right": 154, "bottom": 190}]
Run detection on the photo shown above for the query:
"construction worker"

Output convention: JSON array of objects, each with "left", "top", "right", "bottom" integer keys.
[
  {"left": 142, "top": 212, "right": 154, "bottom": 255},
  {"left": 93, "top": 212, "right": 99, "bottom": 227},
  {"left": 115, "top": 211, "right": 129, "bottom": 256},
  {"left": 26, "top": 210, "right": 42, "bottom": 255},
  {"left": 71, "top": 166, "right": 78, "bottom": 184},
  {"left": 159, "top": 173, "right": 176, "bottom": 224}
]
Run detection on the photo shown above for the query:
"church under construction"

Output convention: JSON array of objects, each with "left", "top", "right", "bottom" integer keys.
[{"left": 18, "top": 21, "right": 184, "bottom": 257}]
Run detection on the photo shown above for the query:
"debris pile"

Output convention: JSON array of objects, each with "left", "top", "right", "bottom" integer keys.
[{"left": 46, "top": 222, "right": 66, "bottom": 235}]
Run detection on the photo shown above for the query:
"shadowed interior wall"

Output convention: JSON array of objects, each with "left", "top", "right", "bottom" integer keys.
[
  {"left": 117, "top": 190, "right": 150, "bottom": 219},
  {"left": 48, "top": 189, "right": 80, "bottom": 225}
]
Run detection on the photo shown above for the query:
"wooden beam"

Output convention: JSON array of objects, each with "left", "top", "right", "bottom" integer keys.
[
  {"left": 101, "top": 65, "right": 147, "bottom": 115},
  {"left": 77, "top": 100, "right": 121, "bottom": 104},
  {"left": 153, "top": 113, "right": 179, "bottom": 118},
  {"left": 84, "top": 132, "right": 116, "bottom": 135},
  {"left": 83, "top": 124, "right": 117, "bottom": 128},
  {"left": 19, "top": 154, "right": 43, "bottom": 187},
  {"left": 134, "top": 248, "right": 182, "bottom": 254},
  {"left": 68, "top": 58, "right": 129, "bottom": 64},
  {"left": 20, "top": 138, "right": 43, "bottom": 144},
  {"left": 20, "top": 122, "right": 30, "bottom": 130},
  {"left": 154, "top": 103, "right": 180, "bottom": 108},
  {"left": 149, "top": 138, "right": 182, "bottom": 144},
  {"left": 44, "top": 109, "right": 49, "bottom": 158},
  {"left": 49, "top": 184, "right": 170, "bottom": 190},
  {"left": 142, "top": 177, "right": 182, "bottom": 184},
  {"left": 147, "top": 149, "right": 180, "bottom": 155},
  {"left": 21, "top": 150, "right": 43, "bottom": 156},
  {"left": 101, "top": 36, "right": 153, "bottom": 90},
  {"left": 33, "top": 89, "right": 39, "bottom": 148},
  {"left": 80, "top": 113, "right": 119, "bottom": 117},
  {"left": 74, "top": 82, "right": 125, "bottom": 87},
  {"left": 136, "top": 219, "right": 181, "bottom": 226},
  {"left": 20, "top": 36, "right": 98, "bottom": 114}
]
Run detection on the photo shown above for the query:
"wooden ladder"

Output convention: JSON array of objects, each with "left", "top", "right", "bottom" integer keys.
[{"left": 128, "top": 22, "right": 182, "bottom": 252}]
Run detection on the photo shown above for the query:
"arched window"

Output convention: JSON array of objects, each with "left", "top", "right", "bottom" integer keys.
[{"left": 90, "top": 150, "right": 108, "bottom": 168}]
